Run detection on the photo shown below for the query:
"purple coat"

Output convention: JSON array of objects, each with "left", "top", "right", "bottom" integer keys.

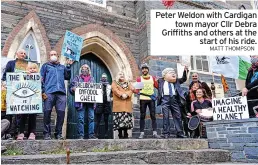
[{"left": 69, "top": 74, "right": 95, "bottom": 109}]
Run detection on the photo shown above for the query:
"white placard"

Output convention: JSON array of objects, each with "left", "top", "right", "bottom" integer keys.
[
  {"left": 212, "top": 96, "right": 249, "bottom": 120},
  {"left": 151, "top": 10, "right": 258, "bottom": 56},
  {"left": 75, "top": 83, "right": 103, "bottom": 103},
  {"left": 133, "top": 82, "right": 145, "bottom": 89}
]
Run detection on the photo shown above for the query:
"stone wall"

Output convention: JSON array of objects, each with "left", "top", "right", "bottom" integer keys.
[
  {"left": 205, "top": 118, "right": 258, "bottom": 163},
  {"left": 1, "top": 1, "right": 140, "bottom": 62}
]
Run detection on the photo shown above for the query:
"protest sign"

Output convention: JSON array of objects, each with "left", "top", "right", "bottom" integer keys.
[
  {"left": 61, "top": 30, "right": 83, "bottom": 62},
  {"left": 15, "top": 59, "right": 28, "bottom": 73},
  {"left": 6, "top": 73, "right": 43, "bottom": 115},
  {"left": 75, "top": 83, "right": 103, "bottom": 103},
  {"left": 212, "top": 96, "right": 249, "bottom": 120},
  {"left": 133, "top": 82, "right": 144, "bottom": 89},
  {"left": 207, "top": 82, "right": 225, "bottom": 99}
]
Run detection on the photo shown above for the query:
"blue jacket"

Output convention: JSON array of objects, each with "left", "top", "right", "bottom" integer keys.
[
  {"left": 2, "top": 60, "right": 16, "bottom": 81},
  {"left": 40, "top": 62, "right": 71, "bottom": 94},
  {"left": 69, "top": 74, "right": 95, "bottom": 109}
]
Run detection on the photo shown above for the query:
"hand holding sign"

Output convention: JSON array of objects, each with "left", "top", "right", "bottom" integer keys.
[
  {"left": 66, "top": 58, "right": 74, "bottom": 65},
  {"left": 242, "top": 87, "right": 248, "bottom": 96},
  {"left": 133, "top": 82, "right": 144, "bottom": 89}
]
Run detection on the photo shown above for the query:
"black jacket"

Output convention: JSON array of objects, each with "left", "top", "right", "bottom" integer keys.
[
  {"left": 245, "top": 68, "right": 258, "bottom": 99},
  {"left": 2, "top": 60, "right": 16, "bottom": 81}
]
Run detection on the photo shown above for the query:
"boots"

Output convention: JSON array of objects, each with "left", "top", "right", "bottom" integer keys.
[
  {"left": 123, "top": 129, "right": 128, "bottom": 139},
  {"left": 118, "top": 129, "right": 123, "bottom": 139}
]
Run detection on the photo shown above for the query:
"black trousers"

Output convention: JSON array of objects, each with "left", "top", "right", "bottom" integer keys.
[
  {"left": 95, "top": 113, "right": 109, "bottom": 136},
  {"left": 140, "top": 100, "right": 157, "bottom": 132},
  {"left": 19, "top": 114, "right": 37, "bottom": 134},
  {"left": 247, "top": 99, "right": 258, "bottom": 117},
  {"left": 161, "top": 96, "right": 184, "bottom": 136}
]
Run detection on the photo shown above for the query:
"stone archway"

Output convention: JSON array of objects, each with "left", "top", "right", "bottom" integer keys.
[
  {"left": 2, "top": 11, "right": 51, "bottom": 63},
  {"left": 54, "top": 24, "right": 139, "bottom": 81}
]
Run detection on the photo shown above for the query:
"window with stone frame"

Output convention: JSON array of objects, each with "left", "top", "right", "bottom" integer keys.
[
  {"left": 79, "top": 0, "right": 106, "bottom": 7},
  {"left": 191, "top": 56, "right": 209, "bottom": 72},
  {"left": 18, "top": 30, "right": 40, "bottom": 63}
]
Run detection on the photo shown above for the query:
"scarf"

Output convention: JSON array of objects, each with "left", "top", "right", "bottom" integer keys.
[
  {"left": 80, "top": 74, "right": 91, "bottom": 82},
  {"left": 116, "top": 80, "right": 129, "bottom": 90},
  {"left": 142, "top": 74, "right": 150, "bottom": 79},
  {"left": 100, "top": 79, "right": 109, "bottom": 85}
]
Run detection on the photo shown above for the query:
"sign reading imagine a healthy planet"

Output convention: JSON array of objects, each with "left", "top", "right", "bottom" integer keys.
[
  {"left": 212, "top": 96, "right": 249, "bottom": 120},
  {"left": 6, "top": 73, "right": 43, "bottom": 115},
  {"left": 75, "top": 83, "right": 103, "bottom": 103},
  {"left": 61, "top": 30, "right": 83, "bottom": 62}
]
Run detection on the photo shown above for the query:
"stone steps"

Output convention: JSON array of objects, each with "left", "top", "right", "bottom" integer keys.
[
  {"left": 1, "top": 139, "right": 231, "bottom": 164},
  {"left": 1, "top": 149, "right": 230, "bottom": 164},
  {"left": 2, "top": 139, "right": 209, "bottom": 155}
]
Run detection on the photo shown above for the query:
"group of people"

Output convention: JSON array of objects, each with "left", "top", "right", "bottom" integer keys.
[{"left": 1, "top": 49, "right": 258, "bottom": 140}]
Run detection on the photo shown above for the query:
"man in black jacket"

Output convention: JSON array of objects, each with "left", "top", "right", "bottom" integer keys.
[
  {"left": 242, "top": 55, "right": 258, "bottom": 118},
  {"left": 157, "top": 67, "right": 188, "bottom": 138}
]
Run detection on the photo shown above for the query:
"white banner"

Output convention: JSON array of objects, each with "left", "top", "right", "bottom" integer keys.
[
  {"left": 151, "top": 10, "right": 258, "bottom": 56},
  {"left": 212, "top": 96, "right": 249, "bottom": 120},
  {"left": 75, "top": 83, "right": 103, "bottom": 103}
]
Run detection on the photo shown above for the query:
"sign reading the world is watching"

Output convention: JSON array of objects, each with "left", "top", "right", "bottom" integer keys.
[{"left": 6, "top": 73, "right": 43, "bottom": 115}]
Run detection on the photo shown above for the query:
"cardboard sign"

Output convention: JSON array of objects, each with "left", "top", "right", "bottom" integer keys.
[
  {"left": 61, "top": 30, "right": 83, "bottom": 62},
  {"left": 212, "top": 96, "right": 249, "bottom": 120},
  {"left": 6, "top": 73, "right": 43, "bottom": 115},
  {"left": 207, "top": 82, "right": 225, "bottom": 99},
  {"left": 75, "top": 83, "right": 103, "bottom": 103},
  {"left": 14, "top": 59, "right": 28, "bottom": 73}
]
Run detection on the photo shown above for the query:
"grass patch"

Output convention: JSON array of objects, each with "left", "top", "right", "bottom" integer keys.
[
  {"left": 92, "top": 145, "right": 121, "bottom": 152},
  {"left": 2, "top": 148, "right": 23, "bottom": 156},
  {"left": 40, "top": 148, "right": 69, "bottom": 155}
]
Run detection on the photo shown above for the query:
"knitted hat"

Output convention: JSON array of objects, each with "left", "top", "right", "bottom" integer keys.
[
  {"left": 162, "top": 68, "right": 175, "bottom": 78},
  {"left": 102, "top": 73, "right": 107, "bottom": 78},
  {"left": 140, "top": 63, "right": 149, "bottom": 70}
]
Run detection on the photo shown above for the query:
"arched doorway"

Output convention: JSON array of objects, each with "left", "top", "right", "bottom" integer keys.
[{"left": 66, "top": 53, "right": 113, "bottom": 139}]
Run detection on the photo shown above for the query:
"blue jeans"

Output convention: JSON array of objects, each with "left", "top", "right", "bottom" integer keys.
[{"left": 77, "top": 104, "right": 94, "bottom": 137}]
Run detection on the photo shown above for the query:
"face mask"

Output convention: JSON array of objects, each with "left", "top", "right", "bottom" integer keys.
[
  {"left": 251, "top": 57, "right": 258, "bottom": 64},
  {"left": 50, "top": 55, "right": 58, "bottom": 62},
  {"left": 101, "top": 78, "right": 107, "bottom": 82},
  {"left": 81, "top": 69, "right": 89, "bottom": 75}
]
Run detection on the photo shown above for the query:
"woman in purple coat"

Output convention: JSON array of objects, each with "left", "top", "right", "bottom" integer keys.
[{"left": 69, "top": 64, "right": 97, "bottom": 139}]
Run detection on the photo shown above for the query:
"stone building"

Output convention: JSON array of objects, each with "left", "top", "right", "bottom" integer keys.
[{"left": 1, "top": 0, "right": 253, "bottom": 139}]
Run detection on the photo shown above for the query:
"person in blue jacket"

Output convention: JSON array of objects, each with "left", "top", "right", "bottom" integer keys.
[{"left": 40, "top": 50, "right": 74, "bottom": 140}]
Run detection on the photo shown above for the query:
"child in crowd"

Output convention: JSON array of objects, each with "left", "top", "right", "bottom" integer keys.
[{"left": 16, "top": 63, "right": 39, "bottom": 140}]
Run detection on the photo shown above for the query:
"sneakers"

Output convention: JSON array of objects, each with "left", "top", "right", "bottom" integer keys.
[
  {"left": 153, "top": 133, "right": 161, "bottom": 139},
  {"left": 79, "top": 136, "right": 84, "bottom": 139},
  {"left": 17, "top": 133, "right": 25, "bottom": 141},
  {"left": 138, "top": 132, "right": 144, "bottom": 139},
  {"left": 44, "top": 134, "right": 51, "bottom": 140},
  {"left": 28, "top": 133, "right": 36, "bottom": 140},
  {"left": 89, "top": 135, "right": 98, "bottom": 139},
  {"left": 55, "top": 135, "right": 64, "bottom": 140}
]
